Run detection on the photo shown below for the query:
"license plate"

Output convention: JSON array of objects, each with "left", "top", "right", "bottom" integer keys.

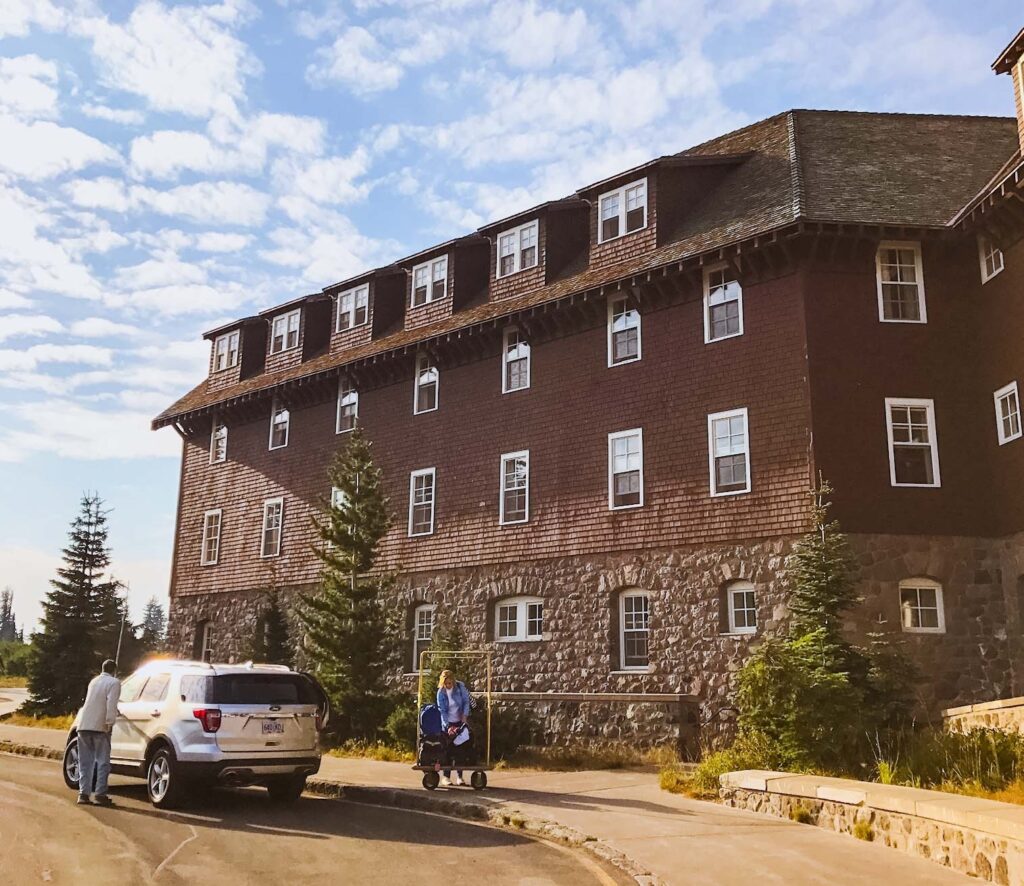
[{"left": 261, "top": 720, "right": 285, "bottom": 734}]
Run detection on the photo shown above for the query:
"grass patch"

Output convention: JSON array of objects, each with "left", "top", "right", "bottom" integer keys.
[
  {"left": 0, "top": 676, "right": 28, "bottom": 689},
  {"left": 790, "top": 806, "right": 814, "bottom": 824},
  {"left": 852, "top": 820, "right": 874, "bottom": 841},
  {"left": 508, "top": 743, "right": 679, "bottom": 772},
  {"left": 327, "top": 740, "right": 416, "bottom": 764},
  {"left": 4, "top": 711, "right": 74, "bottom": 730}
]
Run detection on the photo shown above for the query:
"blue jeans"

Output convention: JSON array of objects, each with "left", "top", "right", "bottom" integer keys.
[{"left": 78, "top": 730, "right": 111, "bottom": 798}]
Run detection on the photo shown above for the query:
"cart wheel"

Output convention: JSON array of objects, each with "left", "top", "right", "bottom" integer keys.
[
  {"left": 422, "top": 771, "right": 440, "bottom": 791},
  {"left": 471, "top": 771, "right": 487, "bottom": 790}
]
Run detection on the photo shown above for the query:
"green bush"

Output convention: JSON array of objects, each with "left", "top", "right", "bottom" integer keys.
[
  {"left": 687, "top": 730, "right": 790, "bottom": 797},
  {"left": 852, "top": 819, "right": 874, "bottom": 841},
  {"left": 383, "top": 696, "right": 418, "bottom": 750},
  {"left": 790, "top": 806, "right": 814, "bottom": 824},
  {"left": 0, "top": 640, "right": 30, "bottom": 676}
]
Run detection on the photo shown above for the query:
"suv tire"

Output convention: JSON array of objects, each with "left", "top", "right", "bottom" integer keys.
[
  {"left": 63, "top": 737, "right": 83, "bottom": 791},
  {"left": 147, "top": 746, "right": 188, "bottom": 809},
  {"left": 266, "top": 775, "right": 306, "bottom": 803}
]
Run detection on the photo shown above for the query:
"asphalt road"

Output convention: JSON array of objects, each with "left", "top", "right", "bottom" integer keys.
[{"left": 0, "top": 754, "right": 625, "bottom": 886}]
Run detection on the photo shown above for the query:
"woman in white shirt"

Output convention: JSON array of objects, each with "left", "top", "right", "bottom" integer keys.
[{"left": 435, "top": 669, "right": 471, "bottom": 786}]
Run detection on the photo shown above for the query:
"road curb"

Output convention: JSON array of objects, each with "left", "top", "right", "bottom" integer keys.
[
  {"left": 1, "top": 739, "right": 62, "bottom": 761},
  {"left": 306, "top": 778, "right": 660, "bottom": 885}
]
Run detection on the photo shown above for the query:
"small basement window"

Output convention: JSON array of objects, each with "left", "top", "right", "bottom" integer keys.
[{"left": 495, "top": 597, "right": 544, "bottom": 642}]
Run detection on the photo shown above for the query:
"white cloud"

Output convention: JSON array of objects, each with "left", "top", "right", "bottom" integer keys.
[
  {"left": 0, "top": 115, "right": 120, "bottom": 180},
  {"left": 194, "top": 232, "right": 252, "bottom": 252},
  {"left": 0, "top": 55, "right": 59, "bottom": 119},
  {"left": 484, "top": 1, "right": 595, "bottom": 70},
  {"left": 114, "top": 257, "right": 206, "bottom": 290},
  {"left": 0, "top": 290, "right": 33, "bottom": 310},
  {"left": 0, "top": 0, "right": 65, "bottom": 39},
  {"left": 74, "top": 0, "right": 259, "bottom": 119},
  {"left": 272, "top": 146, "right": 372, "bottom": 205},
  {"left": 0, "top": 343, "right": 112, "bottom": 372},
  {"left": 109, "top": 283, "right": 250, "bottom": 317},
  {"left": 80, "top": 103, "right": 146, "bottom": 125},
  {"left": 0, "top": 314, "right": 63, "bottom": 342},
  {"left": 307, "top": 26, "right": 404, "bottom": 95},
  {"left": 70, "top": 318, "right": 144, "bottom": 339}
]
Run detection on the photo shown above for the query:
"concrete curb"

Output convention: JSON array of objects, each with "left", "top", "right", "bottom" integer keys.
[{"left": 0, "top": 741, "right": 659, "bottom": 885}]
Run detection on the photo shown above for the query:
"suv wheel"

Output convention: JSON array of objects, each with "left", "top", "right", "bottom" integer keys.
[
  {"left": 147, "top": 746, "right": 188, "bottom": 809},
  {"left": 266, "top": 775, "right": 306, "bottom": 803},
  {"left": 63, "top": 737, "right": 82, "bottom": 791}
]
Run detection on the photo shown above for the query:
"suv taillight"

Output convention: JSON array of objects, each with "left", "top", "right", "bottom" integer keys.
[
  {"left": 315, "top": 711, "right": 325, "bottom": 732},
  {"left": 193, "top": 708, "right": 222, "bottom": 733}
]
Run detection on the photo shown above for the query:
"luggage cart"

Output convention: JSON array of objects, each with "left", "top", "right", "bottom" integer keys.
[{"left": 412, "top": 649, "right": 493, "bottom": 791}]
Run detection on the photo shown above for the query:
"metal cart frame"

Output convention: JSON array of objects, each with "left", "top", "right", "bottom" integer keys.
[{"left": 412, "top": 649, "right": 493, "bottom": 790}]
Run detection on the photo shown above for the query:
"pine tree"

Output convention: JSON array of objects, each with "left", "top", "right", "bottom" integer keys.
[
  {"left": 139, "top": 597, "right": 167, "bottom": 653},
  {"left": 27, "top": 494, "right": 124, "bottom": 715},
  {"left": 249, "top": 591, "right": 294, "bottom": 667},
  {"left": 298, "top": 428, "right": 400, "bottom": 740},
  {"left": 0, "top": 587, "right": 16, "bottom": 642}
]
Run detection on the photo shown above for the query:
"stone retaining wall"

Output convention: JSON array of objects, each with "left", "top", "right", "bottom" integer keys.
[
  {"left": 945, "top": 697, "right": 1024, "bottom": 734},
  {"left": 721, "top": 770, "right": 1024, "bottom": 884}
]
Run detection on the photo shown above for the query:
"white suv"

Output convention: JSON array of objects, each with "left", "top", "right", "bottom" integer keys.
[{"left": 62, "top": 660, "right": 328, "bottom": 808}]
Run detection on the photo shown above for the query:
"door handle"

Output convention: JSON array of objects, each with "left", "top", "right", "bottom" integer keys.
[{"left": 149, "top": 709, "right": 161, "bottom": 717}]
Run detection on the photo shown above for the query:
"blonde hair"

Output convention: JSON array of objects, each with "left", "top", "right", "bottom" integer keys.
[{"left": 438, "top": 669, "right": 454, "bottom": 688}]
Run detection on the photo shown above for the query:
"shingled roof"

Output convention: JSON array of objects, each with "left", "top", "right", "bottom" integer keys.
[{"left": 153, "top": 110, "right": 1019, "bottom": 430}]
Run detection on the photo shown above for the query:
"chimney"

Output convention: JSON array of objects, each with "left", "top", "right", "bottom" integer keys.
[{"left": 993, "top": 27, "right": 1024, "bottom": 155}]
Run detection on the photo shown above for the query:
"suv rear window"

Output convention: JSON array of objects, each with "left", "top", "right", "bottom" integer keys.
[{"left": 180, "top": 674, "right": 320, "bottom": 705}]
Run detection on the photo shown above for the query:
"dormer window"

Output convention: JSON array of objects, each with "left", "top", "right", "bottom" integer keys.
[
  {"left": 412, "top": 256, "right": 448, "bottom": 307},
  {"left": 598, "top": 178, "right": 647, "bottom": 243},
  {"left": 497, "top": 221, "right": 538, "bottom": 278},
  {"left": 270, "top": 309, "right": 300, "bottom": 353},
  {"left": 213, "top": 331, "right": 239, "bottom": 372},
  {"left": 337, "top": 285, "right": 369, "bottom": 331}
]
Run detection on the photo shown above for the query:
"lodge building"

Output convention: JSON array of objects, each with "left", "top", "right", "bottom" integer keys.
[{"left": 154, "top": 29, "right": 1024, "bottom": 746}]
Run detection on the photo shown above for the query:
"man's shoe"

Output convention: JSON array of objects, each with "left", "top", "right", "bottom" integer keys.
[
  {"left": 92, "top": 795, "right": 114, "bottom": 807},
  {"left": 454, "top": 775, "right": 465, "bottom": 786},
  {"left": 77, "top": 796, "right": 93, "bottom": 805},
  {"left": 439, "top": 776, "right": 451, "bottom": 787}
]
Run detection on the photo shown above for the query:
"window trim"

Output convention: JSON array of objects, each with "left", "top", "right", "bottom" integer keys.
[
  {"left": 336, "top": 379, "right": 359, "bottom": 434},
  {"left": 199, "top": 621, "right": 214, "bottom": 663},
  {"left": 413, "top": 353, "right": 439, "bottom": 415},
  {"left": 726, "top": 580, "right": 757, "bottom": 635},
  {"left": 495, "top": 596, "right": 544, "bottom": 643},
  {"left": 597, "top": 177, "right": 648, "bottom": 244},
  {"left": 495, "top": 220, "right": 539, "bottom": 278},
  {"left": 884, "top": 397, "right": 941, "bottom": 488},
  {"left": 408, "top": 467, "right": 437, "bottom": 537},
  {"left": 411, "top": 603, "right": 436, "bottom": 673},
  {"left": 200, "top": 508, "right": 222, "bottom": 566},
  {"left": 209, "top": 416, "right": 227, "bottom": 464},
  {"left": 994, "top": 381, "right": 1022, "bottom": 446},
  {"left": 608, "top": 428, "right": 644, "bottom": 511},
  {"left": 411, "top": 255, "right": 448, "bottom": 307},
  {"left": 501, "top": 326, "right": 531, "bottom": 394},
  {"left": 707, "top": 407, "right": 751, "bottom": 497},
  {"left": 499, "top": 450, "right": 530, "bottom": 525},
  {"left": 899, "top": 578, "right": 946, "bottom": 634},
  {"left": 978, "top": 234, "right": 1005, "bottom": 284},
  {"left": 618, "top": 590, "right": 650, "bottom": 671},
  {"left": 268, "top": 397, "right": 290, "bottom": 450},
  {"left": 606, "top": 294, "right": 642, "bottom": 367},
  {"left": 702, "top": 262, "right": 744, "bottom": 344},
  {"left": 875, "top": 241, "right": 927, "bottom": 324},
  {"left": 336, "top": 284, "right": 370, "bottom": 332},
  {"left": 260, "top": 497, "right": 284, "bottom": 558},
  {"left": 213, "top": 330, "right": 239, "bottom": 372},
  {"left": 270, "top": 308, "right": 301, "bottom": 354}
]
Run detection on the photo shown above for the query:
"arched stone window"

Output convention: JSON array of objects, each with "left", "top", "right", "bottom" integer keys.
[
  {"left": 193, "top": 619, "right": 214, "bottom": 662},
  {"left": 411, "top": 603, "right": 435, "bottom": 672}
]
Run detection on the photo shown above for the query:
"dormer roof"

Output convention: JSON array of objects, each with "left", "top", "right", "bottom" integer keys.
[
  {"left": 477, "top": 197, "right": 589, "bottom": 235},
  {"left": 202, "top": 316, "right": 261, "bottom": 341},
  {"left": 575, "top": 152, "right": 751, "bottom": 197},
  {"left": 257, "top": 293, "right": 324, "bottom": 318},
  {"left": 993, "top": 26, "right": 1024, "bottom": 74}
]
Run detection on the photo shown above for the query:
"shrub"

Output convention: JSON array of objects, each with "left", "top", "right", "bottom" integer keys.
[
  {"left": 853, "top": 819, "right": 874, "bottom": 841},
  {"left": 684, "top": 730, "right": 790, "bottom": 798},
  {"left": 790, "top": 806, "right": 814, "bottom": 824},
  {"left": 383, "top": 696, "right": 418, "bottom": 751}
]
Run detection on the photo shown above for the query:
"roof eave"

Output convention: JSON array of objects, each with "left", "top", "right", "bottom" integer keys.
[{"left": 992, "top": 26, "right": 1024, "bottom": 74}]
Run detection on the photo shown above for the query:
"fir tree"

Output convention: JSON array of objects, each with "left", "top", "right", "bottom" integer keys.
[
  {"left": 298, "top": 428, "right": 400, "bottom": 740},
  {"left": 0, "top": 587, "right": 16, "bottom": 642},
  {"left": 249, "top": 591, "right": 294, "bottom": 667},
  {"left": 139, "top": 597, "right": 167, "bottom": 653},
  {"left": 27, "top": 494, "right": 124, "bottom": 715}
]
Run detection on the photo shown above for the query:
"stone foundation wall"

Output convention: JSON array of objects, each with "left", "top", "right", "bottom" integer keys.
[
  {"left": 944, "top": 698, "right": 1024, "bottom": 735},
  {"left": 722, "top": 786, "right": 1023, "bottom": 884}
]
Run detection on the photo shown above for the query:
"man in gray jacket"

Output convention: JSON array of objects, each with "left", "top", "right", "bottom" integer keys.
[{"left": 76, "top": 659, "right": 120, "bottom": 806}]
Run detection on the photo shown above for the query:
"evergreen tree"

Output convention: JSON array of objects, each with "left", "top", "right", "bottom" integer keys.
[
  {"left": 139, "top": 597, "right": 167, "bottom": 653},
  {"left": 27, "top": 494, "right": 124, "bottom": 715},
  {"left": 248, "top": 591, "right": 294, "bottom": 667},
  {"left": 298, "top": 428, "right": 400, "bottom": 740},
  {"left": 0, "top": 587, "right": 16, "bottom": 642}
]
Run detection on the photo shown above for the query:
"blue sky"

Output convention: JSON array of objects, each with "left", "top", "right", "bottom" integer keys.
[{"left": 0, "top": 0, "right": 1020, "bottom": 631}]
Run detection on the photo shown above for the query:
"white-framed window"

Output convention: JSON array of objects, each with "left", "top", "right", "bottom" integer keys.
[
  {"left": 412, "top": 255, "right": 448, "bottom": 306},
  {"left": 496, "top": 597, "right": 544, "bottom": 642},
  {"left": 499, "top": 450, "right": 530, "bottom": 525},
  {"left": 408, "top": 468, "right": 436, "bottom": 537},
  {"left": 213, "top": 330, "right": 239, "bottom": 372},
  {"left": 497, "top": 220, "right": 539, "bottom": 278},
  {"left": 708, "top": 408, "right": 750, "bottom": 496},
  {"left": 885, "top": 398, "right": 940, "bottom": 487},
  {"left": 201, "top": 509, "right": 222, "bottom": 566},
  {"left": 270, "top": 309, "right": 301, "bottom": 353},
  {"left": 607, "top": 295, "right": 641, "bottom": 366},
  {"left": 260, "top": 497, "right": 283, "bottom": 558},
  {"left": 210, "top": 416, "right": 227, "bottom": 464},
  {"left": 336, "top": 379, "right": 358, "bottom": 433},
  {"left": 619, "top": 590, "right": 650, "bottom": 670},
  {"left": 608, "top": 428, "right": 643, "bottom": 510},
  {"left": 979, "top": 235, "right": 1005, "bottom": 283},
  {"left": 502, "top": 327, "right": 530, "bottom": 393},
  {"left": 876, "top": 241, "right": 926, "bottom": 323},
  {"left": 330, "top": 485, "right": 348, "bottom": 511},
  {"left": 703, "top": 264, "right": 743, "bottom": 343},
  {"left": 726, "top": 581, "right": 757, "bottom": 634},
  {"left": 598, "top": 178, "right": 647, "bottom": 243},
  {"left": 269, "top": 397, "right": 290, "bottom": 450},
  {"left": 337, "top": 284, "right": 369, "bottom": 331},
  {"left": 413, "top": 353, "right": 439, "bottom": 414},
  {"left": 994, "top": 381, "right": 1022, "bottom": 445},
  {"left": 412, "top": 603, "right": 435, "bottom": 672},
  {"left": 899, "top": 578, "right": 945, "bottom": 634},
  {"left": 199, "top": 621, "right": 214, "bottom": 663}
]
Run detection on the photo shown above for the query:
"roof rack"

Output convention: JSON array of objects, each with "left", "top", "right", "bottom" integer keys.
[{"left": 240, "top": 661, "right": 293, "bottom": 671}]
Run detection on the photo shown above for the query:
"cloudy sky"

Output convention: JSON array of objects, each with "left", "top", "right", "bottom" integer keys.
[{"left": 0, "top": 0, "right": 1019, "bottom": 631}]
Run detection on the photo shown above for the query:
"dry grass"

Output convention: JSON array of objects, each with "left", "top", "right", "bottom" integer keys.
[
  {"left": 660, "top": 764, "right": 715, "bottom": 799},
  {"left": 327, "top": 741, "right": 416, "bottom": 764},
  {"left": 3, "top": 712, "right": 74, "bottom": 730},
  {"left": 0, "top": 676, "right": 28, "bottom": 689},
  {"left": 937, "top": 778, "right": 1024, "bottom": 806},
  {"left": 508, "top": 743, "right": 680, "bottom": 772}
]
